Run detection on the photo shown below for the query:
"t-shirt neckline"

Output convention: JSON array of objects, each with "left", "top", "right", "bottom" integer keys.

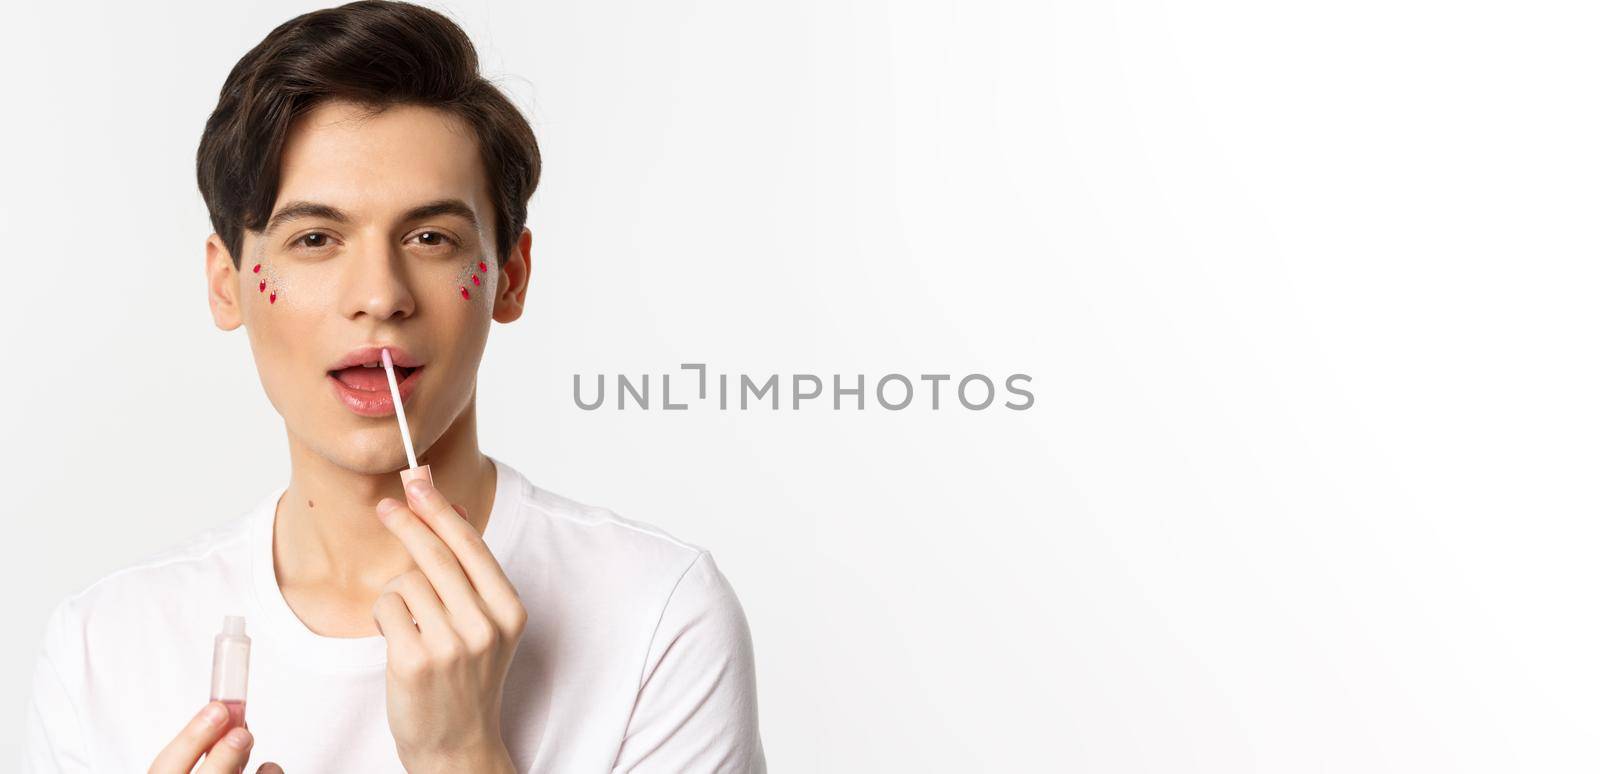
[{"left": 247, "top": 454, "right": 520, "bottom": 671}]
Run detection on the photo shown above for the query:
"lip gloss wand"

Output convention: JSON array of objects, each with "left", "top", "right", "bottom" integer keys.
[{"left": 381, "top": 347, "right": 432, "bottom": 487}]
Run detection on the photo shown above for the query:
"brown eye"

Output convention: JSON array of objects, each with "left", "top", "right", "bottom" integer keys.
[
  {"left": 417, "top": 231, "right": 454, "bottom": 247},
  {"left": 295, "top": 233, "right": 330, "bottom": 249}
]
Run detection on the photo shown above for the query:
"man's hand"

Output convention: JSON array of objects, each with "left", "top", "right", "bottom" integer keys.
[
  {"left": 147, "top": 702, "right": 283, "bottom": 773},
  {"left": 372, "top": 477, "right": 528, "bottom": 774}
]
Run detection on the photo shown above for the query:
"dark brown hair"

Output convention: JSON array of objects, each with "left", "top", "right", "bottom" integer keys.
[{"left": 196, "top": 0, "right": 540, "bottom": 269}]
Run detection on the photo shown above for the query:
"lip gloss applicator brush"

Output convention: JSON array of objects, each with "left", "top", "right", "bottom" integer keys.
[{"left": 381, "top": 347, "right": 432, "bottom": 487}]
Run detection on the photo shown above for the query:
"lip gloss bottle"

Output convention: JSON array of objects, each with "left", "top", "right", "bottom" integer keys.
[{"left": 210, "top": 616, "right": 251, "bottom": 731}]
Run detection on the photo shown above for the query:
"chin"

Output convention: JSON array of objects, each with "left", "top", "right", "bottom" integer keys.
[
  {"left": 294, "top": 423, "right": 414, "bottom": 476},
  {"left": 333, "top": 448, "right": 413, "bottom": 476}
]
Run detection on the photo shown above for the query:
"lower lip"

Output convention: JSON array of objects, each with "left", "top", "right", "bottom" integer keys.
[{"left": 328, "top": 367, "right": 424, "bottom": 417}]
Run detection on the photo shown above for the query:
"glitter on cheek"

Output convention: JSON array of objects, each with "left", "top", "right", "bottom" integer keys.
[
  {"left": 249, "top": 249, "right": 287, "bottom": 306},
  {"left": 455, "top": 255, "right": 492, "bottom": 301}
]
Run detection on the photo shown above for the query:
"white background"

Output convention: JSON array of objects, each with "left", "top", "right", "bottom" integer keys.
[{"left": 3, "top": 0, "right": 1597, "bottom": 770}]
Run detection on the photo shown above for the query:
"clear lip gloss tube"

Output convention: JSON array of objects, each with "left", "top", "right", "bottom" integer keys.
[{"left": 210, "top": 616, "right": 251, "bottom": 731}]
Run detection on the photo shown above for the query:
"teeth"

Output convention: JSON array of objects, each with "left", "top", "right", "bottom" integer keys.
[{"left": 339, "top": 360, "right": 414, "bottom": 370}]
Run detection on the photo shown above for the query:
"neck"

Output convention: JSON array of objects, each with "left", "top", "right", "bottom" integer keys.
[{"left": 274, "top": 397, "right": 498, "bottom": 595}]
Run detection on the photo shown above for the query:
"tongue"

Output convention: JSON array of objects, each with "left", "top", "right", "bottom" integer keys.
[{"left": 333, "top": 367, "right": 392, "bottom": 392}]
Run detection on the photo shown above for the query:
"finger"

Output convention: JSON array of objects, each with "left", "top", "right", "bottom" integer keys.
[
  {"left": 375, "top": 496, "right": 482, "bottom": 620},
  {"left": 373, "top": 588, "right": 424, "bottom": 654},
  {"left": 257, "top": 765, "right": 285, "bottom": 774},
  {"left": 376, "top": 589, "right": 441, "bottom": 680},
  {"left": 195, "top": 726, "right": 253, "bottom": 773},
  {"left": 149, "top": 702, "right": 231, "bottom": 773},
  {"left": 402, "top": 478, "right": 525, "bottom": 628},
  {"left": 383, "top": 568, "right": 460, "bottom": 653}
]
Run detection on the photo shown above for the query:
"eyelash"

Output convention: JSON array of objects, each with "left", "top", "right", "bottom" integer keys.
[
  {"left": 290, "top": 232, "right": 334, "bottom": 251},
  {"left": 411, "top": 231, "right": 459, "bottom": 249},
  {"left": 289, "top": 231, "right": 460, "bottom": 251}
]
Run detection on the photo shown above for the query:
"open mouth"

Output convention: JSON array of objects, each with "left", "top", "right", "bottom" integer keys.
[
  {"left": 325, "top": 347, "right": 427, "bottom": 417},
  {"left": 328, "top": 361, "right": 422, "bottom": 393}
]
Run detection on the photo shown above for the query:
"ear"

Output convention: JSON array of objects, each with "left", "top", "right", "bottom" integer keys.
[
  {"left": 492, "top": 227, "right": 533, "bottom": 324},
  {"left": 206, "top": 234, "right": 244, "bottom": 331}
]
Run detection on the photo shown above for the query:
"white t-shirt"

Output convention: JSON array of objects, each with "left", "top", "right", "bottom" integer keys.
[{"left": 23, "top": 455, "right": 766, "bottom": 772}]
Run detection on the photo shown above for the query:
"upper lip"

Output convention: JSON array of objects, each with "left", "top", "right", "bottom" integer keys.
[{"left": 327, "top": 345, "right": 425, "bottom": 372}]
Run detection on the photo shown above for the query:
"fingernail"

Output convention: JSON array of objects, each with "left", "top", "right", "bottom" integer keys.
[
  {"left": 406, "top": 478, "right": 432, "bottom": 499},
  {"left": 376, "top": 498, "right": 400, "bottom": 515},
  {"left": 204, "top": 702, "right": 228, "bottom": 725},
  {"left": 225, "top": 727, "right": 252, "bottom": 749}
]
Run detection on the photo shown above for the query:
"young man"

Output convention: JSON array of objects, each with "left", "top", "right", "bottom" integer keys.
[{"left": 22, "top": 2, "right": 766, "bottom": 772}]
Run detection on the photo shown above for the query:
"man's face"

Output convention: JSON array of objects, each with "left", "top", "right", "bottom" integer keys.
[{"left": 209, "top": 99, "right": 525, "bottom": 474}]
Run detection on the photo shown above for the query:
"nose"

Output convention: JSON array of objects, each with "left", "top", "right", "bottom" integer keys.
[{"left": 339, "top": 235, "right": 417, "bottom": 321}]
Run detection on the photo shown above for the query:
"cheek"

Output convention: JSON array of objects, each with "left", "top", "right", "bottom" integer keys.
[
  {"left": 250, "top": 261, "right": 284, "bottom": 305},
  {"left": 454, "top": 259, "right": 492, "bottom": 300},
  {"left": 242, "top": 296, "right": 321, "bottom": 408}
]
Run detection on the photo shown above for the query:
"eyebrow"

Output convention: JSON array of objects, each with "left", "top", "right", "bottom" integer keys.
[{"left": 263, "top": 198, "right": 481, "bottom": 235}]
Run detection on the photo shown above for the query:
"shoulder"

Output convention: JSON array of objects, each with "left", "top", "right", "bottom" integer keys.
[
  {"left": 76, "top": 509, "right": 253, "bottom": 602},
  {"left": 493, "top": 465, "right": 766, "bottom": 768},
  {"left": 649, "top": 549, "right": 756, "bottom": 657},
  {"left": 509, "top": 472, "right": 711, "bottom": 579},
  {"left": 521, "top": 485, "right": 754, "bottom": 646},
  {"left": 525, "top": 482, "right": 707, "bottom": 554},
  {"left": 495, "top": 464, "right": 754, "bottom": 638},
  {"left": 42, "top": 507, "right": 256, "bottom": 650}
]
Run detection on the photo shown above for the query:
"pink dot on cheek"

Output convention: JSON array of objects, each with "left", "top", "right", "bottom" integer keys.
[
  {"left": 471, "top": 274, "right": 480, "bottom": 286},
  {"left": 478, "top": 261, "right": 488, "bottom": 273},
  {"left": 253, "top": 263, "right": 261, "bottom": 274},
  {"left": 269, "top": 292, "right": 277, "bottom": 304},
  {"left": 460, "top": 286, "right": 470, "bottom": 300},
  {"left": 259, "top": 280, "right": 266, "bottom": 292}
]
